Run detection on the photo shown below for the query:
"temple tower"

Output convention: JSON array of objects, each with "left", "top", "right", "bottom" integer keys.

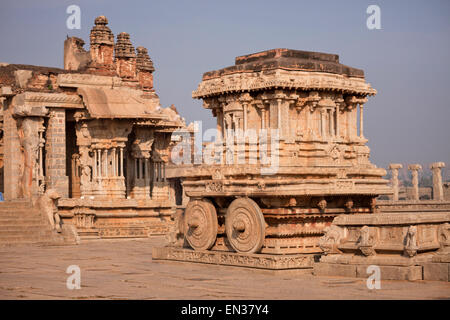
[
  {"left": 115, "top": 32, "right": 137, "bottom": 79},
  {"left": 136, "top": 46, "right": 155, "bottom": 91},
  {"left": 89, "top": 16, "right": 115, "bottom": 71}
]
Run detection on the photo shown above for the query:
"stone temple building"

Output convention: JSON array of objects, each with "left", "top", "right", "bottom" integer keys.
[{"left": 0, "top": 16, "right": 186, "bottom": 242}]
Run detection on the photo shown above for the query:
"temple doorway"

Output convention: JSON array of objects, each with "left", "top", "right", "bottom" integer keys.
[{"left": 66, "top": 120, "right": 80, "bottom": 198}]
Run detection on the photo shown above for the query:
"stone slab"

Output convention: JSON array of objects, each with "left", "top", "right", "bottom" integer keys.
[
  {"left": 320, "top": 253, "right": 434, "bottom": 266},
  {"left": 152, "top": 246, "right": 315, "bottom": 270},
  {"left": 432, "top": 253, "right": 450, "bottom": 263},
  {"left": 423, "top": 263, "right": 450, "bottom": 282},
  {"left": 315, "top": 262, "right": 423, "bottom": 281},
  {"left": 313, "top": 262, "right": 357, "bottom": 278},
  {"left": 333, "top": 211, "right": 450, "bottom": 226}
]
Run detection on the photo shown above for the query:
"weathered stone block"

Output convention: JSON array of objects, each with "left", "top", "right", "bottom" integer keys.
[
  {"left": 432, "top": 253, "right": 450, "bottom": 263},
  {"left": 313, "top": 263, "right": 357, "bottom": 278},
  {"left": 423, "top": 263, "right": 449, "bottom": 282}
]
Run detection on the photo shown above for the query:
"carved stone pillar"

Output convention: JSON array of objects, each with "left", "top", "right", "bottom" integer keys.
[
  {"left": 359, "top": 103, "right": 364, "bottom": 138},
  {"left": 304, "top": 92, "right": 320, "bottom": 139},
  {"left": 344, "top": 96, "right": 358, "bottom": 140},
  {"left": 239, "top": 93, "right": 252, "bottom": 133},
  {"left": 216, "top": 108, "right": 224, "bottom": 138},
  {"left": 131, "top": 153, "right": 149, "bottom": 199},
  {"left": 408, "top": 164, "right": 422, "bottom": 201},
  {"left": 93, "top": 148, "right": 97, "bottom": 178},
  {"left": 45, "top": 109, "right": 69, "bottom": 198},
  {"left": 75, "top": 121, "right": 93, "bottom": 198},
  {"left": 119, "top": 147, "right": 124, "bottom": 177},
  {"left": 317, "top": 97, "right": 335, "bottom": 140},
  {"left": 335, "top": 97, "right": 344, "bottom": 138},
  {"left": 3, "top": 105, "right": 22, "bottom": 200},
  {"left": 78, "top": 146, "right": 92, "bottom": 197},
  {"left": 430, "top": 162, "right": 445, "bottom": 201},
  {"left": 293, "top": 97, "right": 306, "bottom": 138},
  {"left": 268, "top": 94, "right": 284, "bottom": 135},
  {"left": 320, "top": 109, "right": 326, "bottom": 139},
  {"left": 103, "top": 149, "right": 108, "bottom": 177},
  {"left": 97, "top": 149, "right": 102, "bottom": 178},
  {"left": 112, "top": 147, "right": 116, "bottom": 176},
  {"left": 130, "top": 128, "right": 154, "bottom": 199},
  {"left": 18, "top": 117, "right": 43, "bottom": 198},
  {"left": 329, "top": 109, "right": 335, "bottom": 137},
  {"left": 255, "top": 101, "right": 268, "bottom": 131},
  {"left": 389, "top": 163, "right": 403, "bottom": 201},
  {"left": 220, "top": 101, "right": 227, "bottom": 142}
]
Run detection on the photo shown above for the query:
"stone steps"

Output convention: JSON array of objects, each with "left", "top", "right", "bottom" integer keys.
[
  {"left": 0, "top": 237, "right": 65, "bottom": 246},
  {"left": 0, "top": 214, "right": 44, "bottom": 219},
  {"left": 0, "top": 203, "right": 32, "bottom": 209},
  {"left": 0, "top": 225, "right": 49, "bottom": 232},
  {"left": 0, "top": 216, "right": 44, "bottom": 225},
  {"left": 0, "top": 210, "right": 36, "bottom": 216},
  {"left": 0, "top": 200, "right": 67, "bottom": 246},
  {"left": 0, "top": 215, "right": 40, "bottom": 219}
]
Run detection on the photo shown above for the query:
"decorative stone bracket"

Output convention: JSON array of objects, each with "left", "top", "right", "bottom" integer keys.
[{"left": 357, "top": 225, "right": 377, "bottom": 256}]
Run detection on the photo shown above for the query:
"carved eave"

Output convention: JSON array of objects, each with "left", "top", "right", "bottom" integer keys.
[
  {"left": 57, "top": 73, "right": 122, "bottom": 88},
  {"left": 135, "top": 117, "right": 184, "bottom": 130},
  {"left": 192, "top": 70, "right": 377, "bottom": 99},
  {"left": 134, "top": 116, "right": 166, "bottom": 126},
  {"left": 12, "top": 91, "right": 84, "bottom": 109},
  {"left": 12, "top": 105, "right": 49, "bottom": 118}
]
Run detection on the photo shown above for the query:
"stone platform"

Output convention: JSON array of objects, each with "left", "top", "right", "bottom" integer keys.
[
  {"left": 314, "top": 253, "right": 450, "bottom": 282},
  {"left": 152, "top": 246, "right": 316, "bottom": 270},
  {"left": 57, "top": 198, "right": 175, "bottom": 240}
]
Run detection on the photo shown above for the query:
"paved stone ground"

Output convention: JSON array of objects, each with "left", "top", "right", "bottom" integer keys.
[{"left": 0, "top": 237, "right": 449, "bottom": 300}]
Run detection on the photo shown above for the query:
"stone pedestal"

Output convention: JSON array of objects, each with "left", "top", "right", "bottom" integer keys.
[
  {"left": 408, "top": 164, "right": 422, "bottom": 201},
  {"left": 389, "top": 163, "right": 403, "bottom": 201},
  {"left": 430, "top": 162, "right": 445, "bottom": 201}
]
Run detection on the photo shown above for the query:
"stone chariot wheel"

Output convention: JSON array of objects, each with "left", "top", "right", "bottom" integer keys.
[
  {"left": 184, "top": 199, "right": 218, "bottom": 251},
  {"left": 225, "top": 197, "right": 266, "bottom": 254}
]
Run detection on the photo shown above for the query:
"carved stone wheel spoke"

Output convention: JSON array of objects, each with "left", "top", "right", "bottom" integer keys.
[
  {"left": 225, "top": 197, "right": 265, "bottom": 254},
  {"left": 184, "top": 199, "right": 218, "bottom": 251}
]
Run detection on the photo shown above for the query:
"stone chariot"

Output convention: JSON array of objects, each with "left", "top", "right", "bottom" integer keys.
[{"left": 163, "top": 49, "right": 391, "bottom": 265}]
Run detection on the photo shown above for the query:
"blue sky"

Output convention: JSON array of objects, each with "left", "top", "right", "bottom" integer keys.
[{"left": 1, "top": 0, "right": 449, "bottom": 172}]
